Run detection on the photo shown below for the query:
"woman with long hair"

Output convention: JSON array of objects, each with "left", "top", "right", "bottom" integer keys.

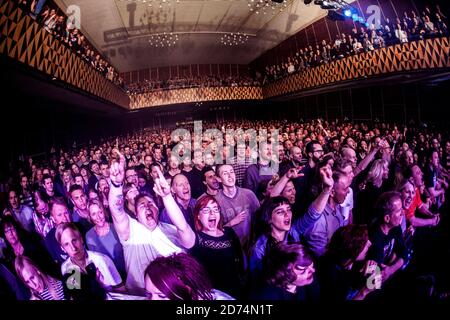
[
  {"left": 14, "top": 256, "right": 66, "bottom": 300},
  {"left": 354, "top": 159, "right": 390, "bottom": 224}
]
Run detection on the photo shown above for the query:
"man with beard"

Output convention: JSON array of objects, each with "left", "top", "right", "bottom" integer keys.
[
  {"left": 108, "top": 150, "right": 195, "bottom": 296},
  {"left": 293, "top": 140, "right": 324, "bottom": 215},
  {"left": 198, "top": 166, "right": 220, "bottom": 200}
]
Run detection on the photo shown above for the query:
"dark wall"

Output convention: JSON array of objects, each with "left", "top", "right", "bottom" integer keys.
[{"left": 122, "top": 80, "right": 450, "bottom": 130}]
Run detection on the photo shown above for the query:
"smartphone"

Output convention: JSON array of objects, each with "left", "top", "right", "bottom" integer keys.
[{"left": 86, "top": 262, "right": 97, "bottom": 278}]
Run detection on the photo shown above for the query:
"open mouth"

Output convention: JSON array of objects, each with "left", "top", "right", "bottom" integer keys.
[
  {"left": 208, "top": 218, "right": 216, "bottom": 228},
  {"left": 284, "top": 219, "right": 291, "bottom": 226}
]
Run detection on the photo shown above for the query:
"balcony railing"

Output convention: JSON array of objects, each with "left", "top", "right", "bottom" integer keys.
[
  {"left": 0, "top": 0, "right": 129, "bottom": 109},
  {"left": 2, "top": 0, "right": 448, "bottom": 110},
  {"left": 263, "top": 37, "right": 450, "bottom": 99}
]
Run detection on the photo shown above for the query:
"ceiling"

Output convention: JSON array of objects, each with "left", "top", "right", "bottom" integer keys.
[{"left": 54, "top": 0, "right": 332, "bottom": 72}]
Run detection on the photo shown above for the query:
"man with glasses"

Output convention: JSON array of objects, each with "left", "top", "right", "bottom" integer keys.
[
  {"left": 293, "top": 140, "right": 324, "bottom": 215},
  {"left": 125, "top": 167, "right": 139, "bottom": 187}
]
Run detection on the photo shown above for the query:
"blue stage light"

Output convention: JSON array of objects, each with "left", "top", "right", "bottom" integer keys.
[{"left": 344, "top": 9, "right": 352, "bottom": 17}]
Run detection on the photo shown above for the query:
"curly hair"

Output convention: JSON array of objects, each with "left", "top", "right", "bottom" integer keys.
[
  {"left": 144, "top": 253, "right": 214, "bottom": 300},
  {"left": 264, "top": 243, "right": 313, "bottom": 290},
  {"left": 326, "top": 224, "right": 369, "bottom": 265}
]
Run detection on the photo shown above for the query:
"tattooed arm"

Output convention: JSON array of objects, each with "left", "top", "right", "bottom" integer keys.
[{"left": 108, "top": 150, "right": 131, "bottom": 241}]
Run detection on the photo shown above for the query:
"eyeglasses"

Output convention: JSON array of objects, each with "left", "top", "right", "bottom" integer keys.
[{"left": 200, "top": 207, "right": 220, "bottom": 215}]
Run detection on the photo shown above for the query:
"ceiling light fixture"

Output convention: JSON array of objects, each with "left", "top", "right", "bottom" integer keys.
[
  {"left": 220, "top": 32, "right": 250, "bottom": 46},
  {"left": 247, "top": 0, "right": 292, "bottom": 15},
  {"left": 117, "top": 0, "right": 180, "bottom": 9},
  {"left": 148, "top": 32, "right": 179, "bottom": 47}
]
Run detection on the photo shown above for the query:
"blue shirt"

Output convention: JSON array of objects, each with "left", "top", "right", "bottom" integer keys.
[{"left": 85, "top": 223, "right": 126, "bottom": 279}]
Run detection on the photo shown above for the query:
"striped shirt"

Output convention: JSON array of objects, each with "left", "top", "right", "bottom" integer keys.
[{"left": 37, "top": 279, "right": 66, "bottom": 300}]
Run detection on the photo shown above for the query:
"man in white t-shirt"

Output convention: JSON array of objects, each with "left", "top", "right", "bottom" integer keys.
[
  {"left": 108, "top": 150, "right": 195, "bottom": 296},
  {"left": 56, "top": 223, "right": 123, "bottom": 292}
]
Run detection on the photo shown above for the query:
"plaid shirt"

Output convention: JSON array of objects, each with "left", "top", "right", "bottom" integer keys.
[
  {"left": 229, "top": 156, "right": 254, "bottom": 187},
  {"left": 32, "top": 211, "right": 55, "bottom": 238}
]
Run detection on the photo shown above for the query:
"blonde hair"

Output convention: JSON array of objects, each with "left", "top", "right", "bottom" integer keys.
[
  {"left": 366, "top": 159, "right": 388, "bottom": 187},
  {"left": 14, "top": 256, "right": 61, "bottom": 300}
]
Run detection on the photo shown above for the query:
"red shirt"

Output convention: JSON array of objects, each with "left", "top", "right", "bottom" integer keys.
[{"left": 405, "top": 188, "right": 423, "bottom": 221}]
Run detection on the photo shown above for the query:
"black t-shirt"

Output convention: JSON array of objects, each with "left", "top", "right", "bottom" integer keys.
[
  {"left": 251, "top": 278, "right": 320, "bottom": 301},
  {"left": 424, "top": 165, "right": 437, "bottom": 189},
  {"left": 353, "top": 182, "right": 385, "bottom": 225},
  {"left": 368, "top": 225, "right": 407, "bottom": 265},
  {"left": 184, "top": 167, "right": 206, "bottom": 200},
  {"left": 318, "top": 256, "right": 366, "bottom": 301},
  {"left": 190, "top": 227, "right": 244, "bottom": 299}
]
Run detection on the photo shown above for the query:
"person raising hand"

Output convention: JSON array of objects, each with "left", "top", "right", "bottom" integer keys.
[{"left": 108, "top": 149, "right": 195, "bottom": 296}]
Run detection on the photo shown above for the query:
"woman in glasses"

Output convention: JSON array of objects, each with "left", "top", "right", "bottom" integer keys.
[{"left": 189, "top": 195, "right": 246, "bottom": 299}]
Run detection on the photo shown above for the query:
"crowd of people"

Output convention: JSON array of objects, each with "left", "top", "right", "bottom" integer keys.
[
  {"left": 123, "top": 4, "right": 449, "bottom": 95},
  {"left": 125, "top": 75, "right": 260, "bottom": 95},
  {"left": 15, "top": 0, "right": 125, "bottom": 89},
  {"left": 0, "top": 118, "right": 449, "bottom": 301},
  {"left": 259, "top": 4, "right": 448, "bottom": 84}
]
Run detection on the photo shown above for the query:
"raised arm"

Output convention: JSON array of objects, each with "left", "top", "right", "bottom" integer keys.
[
  {"left": 153, "top": 166, "right": 196, "bottom": 249},
  {"left": 269, "top": 168, "right": 303, "bottom": 198},
  {"left": 108, "top": 150, "right": 130, "bottom": 241},
  {"left": 310, "top": 166, "right": 334, "bottom": 214},
  {"left": 354, "top": 139, "right": 386, "bottom": 177}
]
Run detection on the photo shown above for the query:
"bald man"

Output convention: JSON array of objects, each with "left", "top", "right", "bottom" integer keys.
[
  {"left": 159, "top": 173, "right": 197, "bottom": 231},
  {"left": 279, "top": 146, "right": 305, "bottom": 176}
]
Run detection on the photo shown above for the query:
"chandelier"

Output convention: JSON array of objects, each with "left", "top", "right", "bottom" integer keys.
[
  {"left": 117, "top": 0, "right": 180, "bottom": 8},
  {"left": 148, "top": 32, "right": 179, "bottom": 47},
  {"left": 247, "top": 0, "right": 291, "bottom": 15},
  {"left": 220, "top": 32, "right": 250, "bottom": 46}
]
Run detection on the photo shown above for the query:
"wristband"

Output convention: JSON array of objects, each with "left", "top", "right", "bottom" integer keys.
[{"left": 111, "top": 181, "right": 123, "bottom": 188}]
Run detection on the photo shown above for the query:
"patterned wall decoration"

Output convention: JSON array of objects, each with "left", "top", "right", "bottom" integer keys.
[
  {"left": 263, "top": 37, "right": 450, "bottom": 99},
  {"left": 129, "top": 86, "right": 263, "bottom": 109},
  {"left": 1, "top": 1, "right": 449, "bottom": 111},
  {"left": 0, "top": 0, "right": 129, "bottom": 109}
]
